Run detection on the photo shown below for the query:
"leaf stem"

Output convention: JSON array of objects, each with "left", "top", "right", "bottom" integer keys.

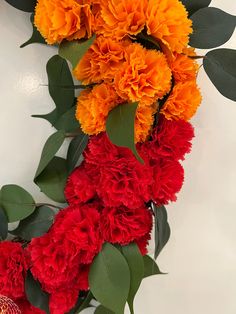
[{"left": 36, "top": 203, "right": 62, "bottom": 210}]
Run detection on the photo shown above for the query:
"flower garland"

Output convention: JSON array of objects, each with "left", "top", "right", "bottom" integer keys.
[{"left": 1, "top": 0, "right": 236, "bottom": 313}]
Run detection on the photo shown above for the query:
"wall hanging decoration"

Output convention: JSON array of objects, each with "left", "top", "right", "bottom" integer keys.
[{"left": 0, "top": 0, "right": 236, "bottom": 313}]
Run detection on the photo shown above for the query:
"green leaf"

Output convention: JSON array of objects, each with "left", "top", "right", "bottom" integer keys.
[
  {"left": 189, "top": 8, "right": 236, "bottom": 49},
  {"left": 181, "top": 0, "right": 211, "bottom": 15},
  {"left": 0, "top": 207, "right": 8, "bottom": 240},
  {"left": 203, "top": 49, "right": 236, "bottom": 102},
  {"left": 35, "top": 130, "right": 66, "bottom": 178},
  {"left": 35, "top": 157, "right": 68, "bottom": 203},
  {"left": 47, "top": 55, "right": 75, "bottom": 116},
  {"left": 5, "top": 0, "right": 36, "bottom": 12},
  {"left": 10, "top": 206, "right": 54, "bottom": 241},
  {"left": 143, "top": 255, "right": 164, "bottom": 278},
  {"left": 0, "top": 185, "right": 35, "bottom": 222},
  {"left": 59, "top": 36, "right": 96, "bottom": 69},
  {"left": 67, "top": 132, "right": 88, "bottom": 173},
  {"left": 20, "top": 14, "right": 46, "bottom": 48},
  {"left": 95, "top": 306, "right": 114, "bottom": 314},
  {"left": 32, "top": 109, "right": 58, "bottom": 126},
  {"left": 152, "top": 203, "right": 171, "bottom": 259},
  {"left": 54, "top": 106, "right": 80, "bottom": 132},
  {"left": 74, "top": 291, "right": 93, "bottom": 313},
  {"left": 25, "top": 271, "right": 50, "bottom": 314},
  {"left": 121, "top": 243, "right": 144, "bottom": 314},
  {"left": 89, "top": 243, "right": 130, "bottom": 314},
  {"left": 106, "top": 102, "right": 143, "bottom": 163}
]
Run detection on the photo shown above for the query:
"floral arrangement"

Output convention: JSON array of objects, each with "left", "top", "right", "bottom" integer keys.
[{"left": 1, "top": 0, "right": 236, "bottom": 313}]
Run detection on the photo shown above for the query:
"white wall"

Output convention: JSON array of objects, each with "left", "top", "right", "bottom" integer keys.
[{"left": 0, "top": 1, "right": 236, "bottom": 313}]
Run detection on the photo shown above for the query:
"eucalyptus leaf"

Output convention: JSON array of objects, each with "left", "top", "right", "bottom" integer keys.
[
  {"left": 35, "top": 130, "right": 66, "bottom": 178},
  {"left": 10, "top": 206, "right": 54, "bottom": 241},
  {"left": 4, "top": 0, "right": 36, "bottom": 12},
  {"left": 75, "top": 291, "right": 93, "bottom": 313},
  {"left": 32, "top": 109, "right": 58, "bottom": 126},
  {"left": 152, "top": 203, "right": 171, "bottom": 259},
  {"left": 122, "top": 243, "right": 144, "bottom": 314},
  {"left": 203, "top": 49, "right": 236, "bottom": 101},
  {"left": 25, "top": 271, "right": 50, "bottom": 314},
  {"left": 0, "top": 207, "right": 8, "bottom": 240},
  {"left": 95, "top": 305, "right": 114, "bottom": 314},
  {"left": 181, "top": 0, "right": 211, "bottom": 15},
  {"left": 59, "top": 36, "right": 96, "bottom": 69},
  {"left": 35, "top": 157, "right": 68, "bottom": 203},
  {"left": 190, "top": 8, "right": 236, "bottom": 49},
  {"left": 106, "top": 102, "right": 143, "bottom": 163},
  {"left": 20, "top": 14, "right": 46, "bottom": 48},
  {"left": 143, "top": 255, "right": 164, "bottom": 278},
  {"left": 0, "top": 185, "right": 35, "bottom": 222},
  {"left": 67, "top": 132, "right": 88, "bottom": 173},
  {"left": 54, "top": 105, "right": 80, "bottom": 132},
  {"left": 89, "top": 243, "right": 130, "bottom": 314},
  {"left": 47, "top": 55, "right": 75, "bottom": 116}
]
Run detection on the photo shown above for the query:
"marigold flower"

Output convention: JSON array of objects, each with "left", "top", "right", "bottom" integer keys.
[
  {"left": 94, "top": 0, "right": 148, "bottom": 40},
  {"left": 114, "top": 43, "right": 172, "bottom": 105},
  {"left": 74, "top": 36, "right": 129, "bottom": 84},
  {"left": 35, "top": 0, "right": 94, "bottom": 44},
  {"left": 161, "top": 81, "right": 202, "bottom": 121},
  {"left": 170, "top": 53, "right": 199, "bottom": 82},
  {"left": 146, "top": 0, "right": 192, "bottom": 53}
]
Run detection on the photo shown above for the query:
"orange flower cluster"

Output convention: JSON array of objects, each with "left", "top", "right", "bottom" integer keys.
[{"left": 35, "top": 0, "right": 201, "bottom": 140}]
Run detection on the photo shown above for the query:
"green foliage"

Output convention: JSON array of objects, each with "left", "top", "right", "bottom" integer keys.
[
  {"left": 21, "top": 14, "right": 46, "bottom": 48},
  {"left": 95, "top": 306, "right": 114, "bottom": 314},
  {"left": 203, "top": 49, "right": 236, "bottom": 101},
  {"left": 106, "top": 102, "right": 143, "bottom": 163},
  {"left": 67, "top": 132, "right": 88, "bottom": 173},
  {"left": 59, "top": 36, "right": 96, "bottom": 69},
  {"left": 0, "top": 207, "right": 8, "bottom": 240},
  {"left": 74, "top": 292, "right": 93, "bottom": 313},
  {"left": 89, "top": 243, "right": 130, "bottom": 314},
  {"left": 35, "top": 157, "right": 68, "bottom": 203},
  {"left": 0, "top": 185, "right": 35, "bottom": 222},
  {"left": 143, "top": 255, "right": 164, "bottom": 278},
  {"left": 5, "top": 0, "right": 36, "bottom": 12},
  {"left": 152, "top": 203, "right": 171, "bottom": 259},
  {"left": 47, "top": 55, "right": 75, "bottom": 116},
  {"left": 10, "top": 206, "right": 55, "bottom": 241},
  {"left": 25, "top": 271, "right": 50, "bottom": 313},
  {"left": 35, "top": 130, "right": 66, "bottom": 178},
  {"left": 53, "top": 106, "right": 80, "bottom": 132},
  {"left": 181, "top": 0, "right": 211, "bottom": 16},
  {"left": 190, "top": 8, "right": 236, "bottom": 49},
  {"left": 121, "top": 243, "right": 144, "bottom": 314},
  {"left": 32, "top": 109, "right": 58, "bottom": 126}
]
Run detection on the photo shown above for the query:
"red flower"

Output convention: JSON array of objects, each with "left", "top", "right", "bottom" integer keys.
[
  {"left": 49, "top": 287, "right": 79, "bottom": 314},
  {"left": 28, "top": 203, "right": 102, "bottom": 293},
  {"left": 16, "top": 299, "right": 45, "bottom": 314},
  {"left": 150, "top": 159, "right": 184, "bottom": 205},
  {"left": 138, "top": 115, "right": 194, "bottom": 162},
  {"left": 0, "top": 242, "right": 28, "bottom": 300},
  {"left": 100, "top": 206, "right": 153, "bottom": 252},
  {"left": 65, "top": 161, "right": 97, "bottom": 205}
]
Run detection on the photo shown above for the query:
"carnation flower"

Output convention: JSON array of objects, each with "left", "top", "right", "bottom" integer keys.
[
  {"left": 64, "top": 161, "right": 97, "bottom": 205},
  {"left": 169, "top": 53, "right": 199, "bottom": 83},
  {"left": 0, "top": 242, "right": 28, "bottom": 300},
  {"left": 138, "top": 115, "right": 195, "bottom": 161},
  {"left": 35, "top": 0, "right": 93, "bottom": 44},
  {"left": 74, "top": 36, "right": 129, "bottom": 84},
  {"left": 100, "top": 206, "right": 153, "bottom": 251},
  {"left": 161, "top": 81, "right": 202, "bottom": 121},
  {"left": 146, "top": 0, "right": 192, "bottom": 53},
  {"left": 76, "top": 83, "right": 120, "bottom": 135},
  {"left": 16, "top": 299, "right": 45, "bottom": 314},
  {"left": 49, "top": 287, "right": 79, "bottom": 314},
  {"left": 114, "top": 43, "right": 172, "bottom": 105},
  {"left": 0, "top": 295, "right": 21, "bottom": 314},
  {"left": 94, "top": 0, "right": 148, "bottom": 40}
]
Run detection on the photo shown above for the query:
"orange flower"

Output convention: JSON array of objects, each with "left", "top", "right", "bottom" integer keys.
[
  {"left": 114, "top": 43, "right": 172, "bottom": 106},
  {"left": 146, "top": 0, "right": 192, "bottom": 53},
  {"left": 94, "top": 0, "right": 148, "bottom": 40},
  {"left": 170, "top": 53, "right": 199, "bottom": 82},
  {"left": 74, "top": 36, "right": 130, "bottom": 84},
  {"left": 76, "top": 83, "right": 120, "bottom": 135},
  {"left": 135, "top": 102, "right": 158, "bottom": 143},
  {"left": 161, "top": 81, "right": 202, "bottom": 121},
  {"left": 35, "top": 0, "right": 94, "bottom": 44}
]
